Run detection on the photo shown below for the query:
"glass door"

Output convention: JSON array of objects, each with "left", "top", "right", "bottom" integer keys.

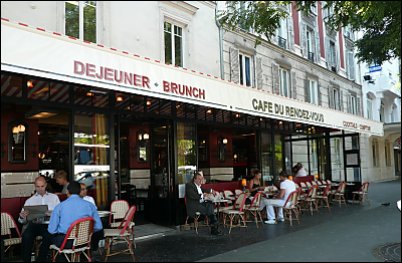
[{"left": 149, "top": 123, "right": 173, "bottom": 225}]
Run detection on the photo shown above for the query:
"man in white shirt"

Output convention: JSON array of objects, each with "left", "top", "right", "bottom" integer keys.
[
  {"left": 79, "top": 183, "right": 97, "bottom": 208},
  {"left": 260, "top": 171, "right": 296, "bottom": 224},
  {"left": 19, "top": 176, "right": 60, "bottom": 262}
]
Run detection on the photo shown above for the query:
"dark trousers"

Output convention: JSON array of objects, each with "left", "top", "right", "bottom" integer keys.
[
  {"left": 21, "top": 222, "right": 52, "bottom": 262},
  {"left": 198, "top": 201, "right": 218, "bottom": 227}
]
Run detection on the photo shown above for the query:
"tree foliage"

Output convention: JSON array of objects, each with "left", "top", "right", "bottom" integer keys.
[{"left": 218, "top": 1, "right": 401, "bottom": 65}]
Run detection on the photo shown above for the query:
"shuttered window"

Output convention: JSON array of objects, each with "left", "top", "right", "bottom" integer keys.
[
  {"left": 239, "top": 53, "right": 252, "bottom": 87},
  {"left": 279, "top": 67, "right": 290, "bottom": 97}
]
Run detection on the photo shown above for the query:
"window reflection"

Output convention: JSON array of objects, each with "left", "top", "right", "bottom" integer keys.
[
  {"left": 74, "top": 113, "right": 110, "bottom": 209},
  {"left": 10, "top": 122, "right": 27, "bottom": 162}
]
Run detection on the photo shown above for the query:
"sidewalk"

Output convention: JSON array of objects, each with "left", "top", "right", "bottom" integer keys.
[
  {"left": 5, "top": 179, "right": 400, "bottom": 262},
  {"left": 132, "top": 179, "right": 401, "bottom": 262}
]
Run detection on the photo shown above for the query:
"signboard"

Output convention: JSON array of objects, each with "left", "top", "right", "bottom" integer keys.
[
  {"left": 369, "top": 65, "right": 382, "bottom": 73},
  {"left": 1, "top": 20, "right": 384, "bottom": 136}
]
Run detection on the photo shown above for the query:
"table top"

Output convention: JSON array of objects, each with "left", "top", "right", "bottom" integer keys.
[{"left": 98, "top": 210, "right": 112, "bottom": 218}]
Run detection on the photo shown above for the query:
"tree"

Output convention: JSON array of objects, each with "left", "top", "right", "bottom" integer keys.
[{"left": 218, "top": 1, "right": 401, "bottom": 65}]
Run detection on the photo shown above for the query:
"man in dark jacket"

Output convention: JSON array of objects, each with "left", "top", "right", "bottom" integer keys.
[{"left": 185, "top": 171, "right": 222, "bottom": 235}]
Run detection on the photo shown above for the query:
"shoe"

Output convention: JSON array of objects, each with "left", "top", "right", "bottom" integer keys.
[
  {"left": 277, "top": 218, "right": 285, "bottom": 222},
  {"left": 264, "top": 219, "right": 276, "bottom": 224}
]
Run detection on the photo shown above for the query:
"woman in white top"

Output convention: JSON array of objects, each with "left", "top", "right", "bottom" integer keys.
[{"left": 293, "top": 163, "right": 308, "bottom": 177}]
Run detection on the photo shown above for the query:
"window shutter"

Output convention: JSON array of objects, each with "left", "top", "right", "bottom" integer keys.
[
  {"left": 349, "top": 52, "right": 355, "bottom": 80},
  {"left": 340, "top": 90, "right": 344, "bottom": 111},
  {"left": 334, "top": 42, "right": 339, "bottom": 71},
  {"left": 301, "top": 23, "right": 307, "bottom": 57},
  {"left": 291, "top": 71, "right": 297, "bottom": 99},
  {"left": 271, "top": 63, "right": 279, "bottom": 94},
  {"left": 325, "top": 40, "right": 331, "bottom": 69},
  {"left": 256, "top": 57, "right": 263, "bottom": 90},
  {"left": 318, "top": 84, "right": 322, "bottom": 106},
  {"left": 287, "top": 15, "right": 294, "bottom": 51},
  {"left": 315, "top": 31, "right": 320, "bottom": 62},
  {"left": 357, "top": 97, "right": 361, "bottom": 116},
  {"left": 230, "top": 47, "right": 239, "bottom": 84},
  {"left": 328, "top": 87, "right": 332, "bottom": 108},
  {"left": 304, "top": 79, "right": 310, "bottom": 102}
]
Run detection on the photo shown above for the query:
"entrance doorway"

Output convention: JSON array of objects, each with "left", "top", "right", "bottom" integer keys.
[{"left": 149, "top": 123, "right": 173, "bottom": 225}]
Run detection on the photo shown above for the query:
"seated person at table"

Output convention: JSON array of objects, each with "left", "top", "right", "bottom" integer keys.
[
  {"left": 19, "top": 176, "right": 60, "bottom": 262},
  {"left": 54, "top": 170, "right": 70, "bottom": 194},
  {"left": 48, "top": 181, "right": 104, "bottom": 254},
  {"left": 293, "top": 163, "right": 308, "bottom": 177},
  {"left": 248, "top": 169, "right": 265, "bottom": 196},
  {"left": 185, "top": 171, "right": 222, "bottom": 235},
  {"left": 260, "top": 171, "right": 296, "bottom": 224},
  {"left": 79, "top": 183, "right": 97, "bottom": 208}
]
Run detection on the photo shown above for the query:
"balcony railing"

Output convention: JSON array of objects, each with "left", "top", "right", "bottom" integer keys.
[{"left": 278, "top": 36, "right": 287, "bottom": 49}]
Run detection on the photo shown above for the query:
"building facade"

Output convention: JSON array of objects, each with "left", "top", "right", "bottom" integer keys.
[
  {"left": 360, "top": 58, "right": 401, "bottom": 180},
  {"left": 1, "top": 1, "right": 384, "bottom": 226}
]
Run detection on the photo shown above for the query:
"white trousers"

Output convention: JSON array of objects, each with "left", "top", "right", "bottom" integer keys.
[{"left": 260, "top": 198, "right": 285, "bottom": 220}]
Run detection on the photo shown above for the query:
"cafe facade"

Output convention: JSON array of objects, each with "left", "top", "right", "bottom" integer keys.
[{"left": 1, "top": 1, "right": 383, "bottom": 226}]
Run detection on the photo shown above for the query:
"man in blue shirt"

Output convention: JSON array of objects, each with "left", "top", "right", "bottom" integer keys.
[{"left": 48, "top": 181, "right": 104, "bottom": 254}]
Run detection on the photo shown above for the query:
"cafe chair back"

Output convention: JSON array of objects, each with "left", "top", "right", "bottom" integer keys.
[
  {"left": 1, "top": 212, "right": 22, "bottom": 257},
  {"left": 103, "top": 205, "right": 136, "bottom": 262},
  {"left": 109, "top": 200, "right": 130, "bottom": 228},
  {"left": 49, "top": 217, "right": 94, "bottom": 262}
]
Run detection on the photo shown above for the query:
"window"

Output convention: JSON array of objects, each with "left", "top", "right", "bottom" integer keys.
[
  {"left": 279, "top": 67, "right": 290, "bottom": 97},
  {"left": 385, "top": 141, "right": 391, "bottom": 166},
  {"left": 380, "top": 101, "right": 385, "bottom": 122},
  {"left": 367, "top": 97, "right": 373, "bottom": 120},
  {"left": 372, "top": 139, "right": 379, "bottom": 167},
  {"left": 308, "top": 79, "right": 318, "bottom": 105},
  {"left": 65, "top": 1, "right": 97, "bottom": 42},
  {"left": 329, "top": 41, "right": 336, "bottom": 69},
  {"left": 391, "top": 104, "right": 397, "bottom": 122},
  {"left": 164, "top": 21, "right": 183, "bottom": 67},
  {"left": 239, "top": 53, "right": 252, "bottom": 87},
  {"left": 306, "top": 27, "right": 314, "bottom": 62},
  {"left": 348, "top": 93, "right": 358, "bottom": 114},
  {"left": 329, "top": 87, "right": 340, "bottom": 110},
  {"left": 277, "top": 18, "right": 287, "bottom": 49}
]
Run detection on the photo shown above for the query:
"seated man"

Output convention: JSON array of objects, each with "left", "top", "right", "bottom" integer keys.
[
  {"left": 48, "top": 181, "right": 104, "bottom": 256},
  {"left": 260, "top": 171, "right": 296, "bottom": 224},
  {"left": 19, "top": 176, "right": 60, "bottom": 262},
  {"left": 185, "top": 171, "right": 222, "bottom": 235},
  {"left": 79, "top": 183, "right": 97, "bottom": 208}
]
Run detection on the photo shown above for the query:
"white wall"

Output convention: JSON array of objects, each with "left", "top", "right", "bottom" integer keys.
[{"left": 1, "top": 1, "right": 221, "bottom": 77}]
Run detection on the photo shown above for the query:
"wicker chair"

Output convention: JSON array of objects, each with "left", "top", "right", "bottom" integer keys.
[
  {"left": 352, "top": 182, "right": 370, "bottom": 205},
  {"left": 109, "top": 200, "right": 130, "bottom": 228},
  {"left": 49, "top": 217, "right": 94, "bottom": 262},
  {"left": 1, "top": 212, "right": 22, "bottom": 258},
  {"left": 104, "top": 205, "right": 137, "bottom": 262}
]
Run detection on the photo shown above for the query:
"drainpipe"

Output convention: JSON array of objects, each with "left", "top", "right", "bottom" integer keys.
[{"left": 215, "top": 3, "right": 224, "bottom": 79}]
